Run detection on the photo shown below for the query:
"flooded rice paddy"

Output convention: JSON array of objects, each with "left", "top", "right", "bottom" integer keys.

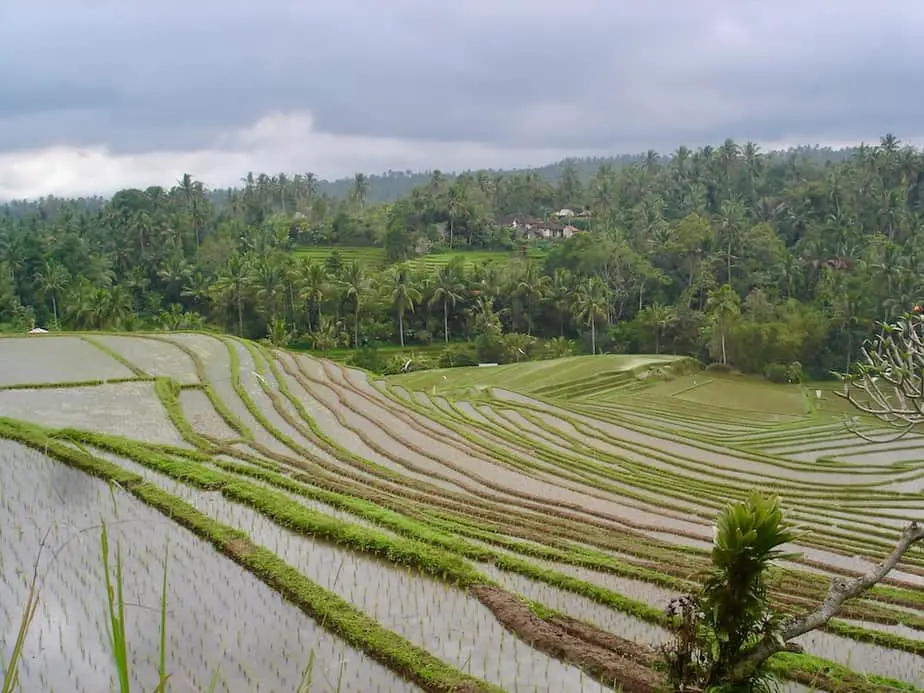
[{"left": 1, "top": 333, "right": 923, "bottom": 692}]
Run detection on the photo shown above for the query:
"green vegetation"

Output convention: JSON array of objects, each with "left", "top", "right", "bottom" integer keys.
[
  {"left": 2, "top": 292, "right": 924, "bottom": 688},
  {"left": 6, "top": 136, "right": 924, "bottom": 382}
]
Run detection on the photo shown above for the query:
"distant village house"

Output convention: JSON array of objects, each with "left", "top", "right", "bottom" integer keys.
[{"left": 498, "top": 215, "right": 581, "bottom": 241}]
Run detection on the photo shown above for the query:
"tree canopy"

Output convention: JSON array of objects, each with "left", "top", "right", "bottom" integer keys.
[{"left": 2, "top": 136, "right": 922, "bottom": 378}]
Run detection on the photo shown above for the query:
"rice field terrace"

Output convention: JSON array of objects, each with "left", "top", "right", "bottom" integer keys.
[
  {"left": 1, "top": 332, "right": 922, "bottom": 692},
  {"left": 290, "top": 246, "right": 546, "bottom": 272}
]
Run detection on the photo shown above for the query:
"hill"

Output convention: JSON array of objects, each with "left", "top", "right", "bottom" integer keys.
[{"left": 1, "top": 332, "right": 922, "bottom": 691}]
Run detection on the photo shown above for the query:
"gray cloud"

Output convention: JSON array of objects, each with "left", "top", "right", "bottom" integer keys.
[{"left": 2, "top": 0, "right": 924, "bottom": 196}]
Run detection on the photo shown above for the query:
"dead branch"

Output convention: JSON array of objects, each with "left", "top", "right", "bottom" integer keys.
[
  {"left": 728, "top": 521, "right": 924, "bottom": 682},
  {"left": 835, "top": 313, "right": 924, "bottom": 439}
]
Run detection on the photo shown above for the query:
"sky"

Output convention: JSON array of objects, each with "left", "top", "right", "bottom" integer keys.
[{"left": 1, "top": 0, "right": 923, "bottom": 200}]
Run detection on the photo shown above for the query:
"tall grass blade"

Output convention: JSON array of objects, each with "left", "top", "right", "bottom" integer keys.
[
  {"left": 101, "top": 521, "right": 132, "bottom": 693},
  {"left": 0, "top": 571, "right": 40, "bottom": 693},
  {"left": 296, "top": 649, "right": 315, "bottom": 693},
  {"left": 153, "top": 541, "right": 171, "bottom": 693}
]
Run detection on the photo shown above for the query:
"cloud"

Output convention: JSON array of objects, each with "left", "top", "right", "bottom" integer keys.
[
  {"left": 2, "top": 0, "right": 924, "bottom": 198},
  {"left": 0, "top": 112, "right": 594, "bottom": 200}
]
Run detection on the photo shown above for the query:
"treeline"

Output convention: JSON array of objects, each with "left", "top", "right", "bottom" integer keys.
[{"left": 1, "top": 136, "right": 921, "bottom": 379}]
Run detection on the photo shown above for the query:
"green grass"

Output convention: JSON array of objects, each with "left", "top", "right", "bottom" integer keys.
[
  {"left": 291, "top": 246, "right": 388, "bottom": 268},
  {"left": 289, "top": 246, "right": 547, "bottom": 273},
  {"left": 390, "top": 352, "right": 687, "bottom": 396}
]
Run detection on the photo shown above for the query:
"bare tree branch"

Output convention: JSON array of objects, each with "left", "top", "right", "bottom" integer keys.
[
  {"left": 729, "top": 521, "right": 924, "bottom": 682},
  {"left": 835, "top": 312, "right": 924, "bottom": 438}
]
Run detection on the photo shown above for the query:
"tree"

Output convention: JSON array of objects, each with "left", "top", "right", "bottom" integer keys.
[
  {"left": 299, "top": 261, "right": 330, "bottom": 332},
  {"left": 209, "top": 255, "right": 250, "bottom": 336},
  {"left": 637, "top": 302, "right": 675, "bottom": 354},
  {"left": 430, "top": 263, "right": 465, "bottom": 343},
  {"left": 515, "top": 261, "right": 549, "bottom": 336},
  {"left": 839, "top": 311, "right": 924, "bottom": 437},
  {"left": 341, "top": 261, "right": 369, "bottom": 348},
  {"left": 574, "top": 276, "right": 608, "bottom": 355},
  {"left": 387, "top": 265, "right": 421, "bottom": 348},
  {"left": 663, "top": 492, "right": 796, "bottom": 692},
  {"left": 34, "top": 261, "right": 70, "bottom": 329},
  {"left": 706, "top": 284, "right": 740, "bottom": 366},
  {"left": 664, "top": 490, "right": 923, "bottom": 691},
  {"left": 548, "top": 268, "right": 573, "bottom": 337}
]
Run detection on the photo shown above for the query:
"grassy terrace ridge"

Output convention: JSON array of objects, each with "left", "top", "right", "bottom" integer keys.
[
  {"left": 1, "top": 332, "right": 923, "bottom": 692},
  {"left": 391, "top": 352, "right": 691, "bottom": 395},
  {"left": 289, "top": 245, "right": 548, "bottom": 272}
]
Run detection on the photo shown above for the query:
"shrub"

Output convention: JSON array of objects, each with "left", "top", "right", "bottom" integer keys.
[
  {"left": 346, "top": 346, "right": 385, "bottom": 374},
  {"left": 763, "top": 361, "right": 804, "bottom": 384},
  {"left": 544, "top": 337, "right": 574, "bottom": 359},
  {"left": 500, "top": 333, "right": 536, "bottom": 363},
  {"left": 438, "top": 344, "right": 478, "bottom": 369},
  {"left": 705, "top": 362, "right": 734, "bottom": 374},
  {"left": 382, "top": 353, "right": 437, "bottom": 375}
]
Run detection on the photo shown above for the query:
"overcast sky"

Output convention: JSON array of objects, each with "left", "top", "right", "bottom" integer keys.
[{"left": 1, "top": 1, "right": 923, "bottom": 200}]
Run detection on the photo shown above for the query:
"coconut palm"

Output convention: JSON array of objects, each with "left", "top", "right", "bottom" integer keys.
[
  {"left": 247, "top": 254, "right": 286, "bottom": 323},
  {"left": 515, "top": 261, "right": 549, "bottom": 335},
  {"left": 34, "top": 261, "right": 70, "bottom": 329},
  {"left": 706, "top": 283, "right": 740, "bottom": 365},
  {"left": 548, "top": 268, "right": 573, "bottom": 337},
  {"left": 573, "top": 276, "right": 608, "bottom": 355},
  {"left": 341, "top": 261, "right": 369, "bottom": 348},
  {"left": 299, "top": 261, "right": 330, "bottom": 332},
  {"left": 386, "top": 265, "right": 422, "bottom": 348},
  {"left": 637, "top": 302, "right": 675, "bottom": 354},
  {"left": 429, "top": 263, "right": 465, "bottom": 343},
  {"left": 209, "top": 255, "right": 250, "bottom": 336}
]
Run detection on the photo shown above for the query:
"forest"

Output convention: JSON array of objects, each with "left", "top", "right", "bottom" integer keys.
[{"left": 0, "top": 136, "right": 919, "bottom": 379}]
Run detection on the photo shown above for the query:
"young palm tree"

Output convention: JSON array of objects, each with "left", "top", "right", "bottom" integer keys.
[
  {"left": 664, "top": 492, "right": 797, "bottom": 691},
  {"left": 429, "top": 263, "right": 465, "bottom": 343},
  {"left": 573, "top": 276, "right": 608, "bottom": 355},
  {"left": 387, "top": 264, "right": 421, "bottom": 348},
  {"left": 34, "top": 261, "right": 70, "bottom": 329}
]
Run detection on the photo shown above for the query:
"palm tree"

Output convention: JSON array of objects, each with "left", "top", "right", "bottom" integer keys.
[
  {"left": 705, "top": 284, "right": 740, "bottom": 366},
  {"left": 716, "top": 198, "right": 745, "bottom": 283},
  {"left": 637, "top": 302, "right": 675, "bottom": 354},
  {"left": 34, "top": 261, "right": 70, "bottom": 329},
  {"left": 299, "top": 261, "right": 330, "bottom": 332},
  {"left": 350, "top": 173, "right": 369, "bottom": 211},
  {"left": 430, "top": 263, "right": 465, "bottom": 343},
  {"left": 548, "top": 268, "right": 573, "bottom": 337},
  {"left": 209, "top": 255, "right": 250, "bottom": 336},
  {"left": 247, "top": 254, "right": 286, "bottom": 323},
  {"left": 387, "top": 265, "right": 422, "bottom": 348},
  {"left": 341, "top": 261, "right": 369, "bottom": 348},
  {"left": 515, "top": 261, "right": 549, "bottom": 335},
  {"left": 574, "top": 277, "right": 608, "bottom": 355}
]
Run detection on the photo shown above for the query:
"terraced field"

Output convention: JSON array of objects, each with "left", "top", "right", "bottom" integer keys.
[
  {"left": 290, "top": 246, "right": 546, "bottom": 272},
  {"left": 1, "top": 333, "right": 922, "bottom": 692}
]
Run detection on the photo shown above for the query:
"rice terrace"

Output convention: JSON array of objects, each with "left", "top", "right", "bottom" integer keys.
[{"left": 1, "top": 331, "right": 923, "bottom": 692}]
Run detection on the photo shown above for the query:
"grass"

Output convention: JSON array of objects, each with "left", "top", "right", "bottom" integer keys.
[
  {"left": 2, "top": 331, "right": 924, "bottom": 693},
  {"left": 390, "top": 352, "right": 690, "bottom": 395},
  {"left": 290, "top": 245, "right": 548, "bottom": 273}
]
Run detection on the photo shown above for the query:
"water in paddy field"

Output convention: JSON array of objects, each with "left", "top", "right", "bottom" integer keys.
[{"left": 0, "top": 441, "right": 417, "bottom": 693}]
